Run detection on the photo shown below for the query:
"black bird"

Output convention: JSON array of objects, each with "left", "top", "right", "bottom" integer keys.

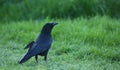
[{"left": 18, "top": 22, "right": 58, "bottom": 64}]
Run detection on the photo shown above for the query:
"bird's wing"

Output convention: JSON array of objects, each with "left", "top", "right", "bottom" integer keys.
[
  {"left": 24, "top": 41, "right": 34, "bottom": 49},
  {"left": 27, "top": 39, "right": 52, "bottom": 56}
]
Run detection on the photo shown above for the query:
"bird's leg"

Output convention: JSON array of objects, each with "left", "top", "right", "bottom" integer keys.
[
  {"left": 44, "top": 55, "right": 47, "bottom": 61},
  {"left": 35, "top": 55, "right": 38, "bottom": 63}
]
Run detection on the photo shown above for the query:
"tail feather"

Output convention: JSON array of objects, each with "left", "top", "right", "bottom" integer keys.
[{"left": 18, "top": 53, "right": 32, "bottom": 64}]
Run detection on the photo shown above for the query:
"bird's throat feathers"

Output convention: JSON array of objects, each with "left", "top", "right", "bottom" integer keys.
[{"left": 41, "top": 29, "right": 52, "bottom": 35}]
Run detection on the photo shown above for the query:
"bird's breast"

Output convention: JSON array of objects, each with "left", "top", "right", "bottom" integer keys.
[{"left": 37, "top": 35, "right": 52, "bottom": 44}]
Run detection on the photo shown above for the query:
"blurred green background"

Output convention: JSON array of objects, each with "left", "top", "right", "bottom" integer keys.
[
  {"left": 0, "top": 0, "right": 120, "bottom": 22},
  {"left": 0, "top": 0, "right": 120, "bottom": 70}
]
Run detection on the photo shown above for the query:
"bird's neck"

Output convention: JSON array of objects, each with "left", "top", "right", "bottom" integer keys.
[
  {"left": 41, "top": 29, "right": 52, "bottom": 35},
  {"left": 36, "top": 32, "right": 51, "bottom": 43},
  {"left": 41, "top": 32, "right": 51, "bottom": 36}
]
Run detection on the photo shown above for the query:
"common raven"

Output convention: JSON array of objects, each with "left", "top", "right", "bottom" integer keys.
[{"left": 18, "top": 22, "right": 58, "bottom": 64}]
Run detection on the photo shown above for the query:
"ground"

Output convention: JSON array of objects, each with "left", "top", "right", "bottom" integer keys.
[{"left": 0, "top": 16, "right": 120, "bottom": 70}]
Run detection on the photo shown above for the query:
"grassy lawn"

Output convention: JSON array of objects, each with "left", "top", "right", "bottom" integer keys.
[{"left": 0, "top": 16, "right": 120, "bottom": 70}]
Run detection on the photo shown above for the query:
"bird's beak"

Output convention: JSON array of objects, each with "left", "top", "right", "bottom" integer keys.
[{"left": 53, "top": 22, "right": 58, "bottom": 26}]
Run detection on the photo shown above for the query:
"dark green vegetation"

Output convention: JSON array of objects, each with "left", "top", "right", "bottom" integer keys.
[
  {"left": 0, "top": 0, "right": 120, "bottom": 21},
  {"left": 0, "top": 16, "right": 120, "bottom": 70}
]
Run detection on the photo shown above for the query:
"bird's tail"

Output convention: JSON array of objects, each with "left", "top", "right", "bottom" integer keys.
[{"left": 18, "top": 53, "right": 32, "bottom": 64}]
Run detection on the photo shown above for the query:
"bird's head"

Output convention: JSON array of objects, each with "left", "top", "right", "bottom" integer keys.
[{"left": 41, "top": 22, "right": 58, "bottom": 34}]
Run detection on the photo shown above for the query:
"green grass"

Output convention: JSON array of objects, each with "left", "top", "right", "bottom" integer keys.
[{"left": 0, "top": 16, "right": 120, "bottom": 70}]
